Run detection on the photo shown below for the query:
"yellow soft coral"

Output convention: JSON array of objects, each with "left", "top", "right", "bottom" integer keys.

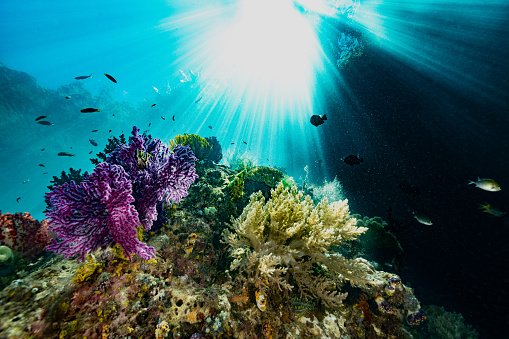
[
  {"left": 223, "top": 182, "right": 375, "bottom": 308},
  {"left": 73, "top": 255, "right": 103, "bottom": 284}
]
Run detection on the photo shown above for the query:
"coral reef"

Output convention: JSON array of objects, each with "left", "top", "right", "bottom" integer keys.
[
  {"left": 170, "top": 133, "right": 214, "bottom": 164},
  {"left": 0, "top": 212, "right": 49, "bottom": 260},
  {"left": 47, "top": 167, "right": 89, "bottom": 191},
  {"left": 45, "top": 127, "right": 198, "bottom": 261},
  {"left": 419, "top": 305, "right": 479, "bottom": 338},
  {"left": 222, "top": 182, "right": 375, "bottom": 308}
]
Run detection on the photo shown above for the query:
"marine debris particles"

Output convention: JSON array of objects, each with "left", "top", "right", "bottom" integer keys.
[
  {"left": 75, "top": 74, "right": 92, "bottom": 79},
  {"left": 104, "top": 73, "right": 117, "bottom": 83},
  {"left": 399, "top": 182, "right": 421, "bottom": 196},
  {"left": 58, "top": 152, "right": 76, "bottom": 157},
  {"left": 342, "top": 154, "right": 363, "bottom": 166},
  {"left": 469, "top": 177, "right": 501, "bottom": 192},
  {"left": 310, "top": 114, "right": 327, "bottom": 126},
  {"left": 81, "top": 108, "right": 100, "bottom": 113}
]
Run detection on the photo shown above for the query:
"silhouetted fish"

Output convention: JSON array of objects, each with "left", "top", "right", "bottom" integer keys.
[
  {"left": 208, "top": 126, "right": 213, "bottom": 129},
  {"left": 89, "top": 139, "right": 98, "bottom": 146},
  {"left": 161, "top": 116, "right": 166, "bottom": 120},
  {"left": 81, "top": 108, "right": 100, "bottom": 113},
  {"left": 39, "top": 164, "right": 45, "bottom": 167},
  {"left": 91, "top": 130, "right": 98, "bottom": 132},
  {"left": 58, "top": 152, "right": 75, "bottom": 157},
  {"left": 243, "top": 141, "right": 247, "bottom": 145},
  {"left": 37, "top": 121, "right": 52, "bottom": 125},
  {"left": 342, "top": 155, "right": 363, "bottom": 166},
  {"left": 310, "top": 114, "right": 327, "bottom": 127},
  {"left": 151, "top": 104, "right": 156, "bottom": 107},
  {"left": 89, "top": 151, "right": 93, "bottom": 154},
  {"left": 35, "top": 116, "right": 47, "bottom": 121},
  {"left": 75, "top": 74, "right": 92, "bottom": 80},
  {"left": 172, "top": 115, "right": 175, "bottom": 121},
  {"left": 65, "top": 96, "right": 71, "bottom": 99},
  {"left": 104, "top": 73, "right": 117, "bottom": 83},
  {"left": 149, "top": 123, "right": 151, "bottom": 127},
  {"left": 41, "top": 148, "right": 45, "bottom": 151},
  {"left": 195, "top": 96, "right": 203, "bottom": 103},
  {"left": 16, "top": 197, "right": 21, "bottom": 203}
]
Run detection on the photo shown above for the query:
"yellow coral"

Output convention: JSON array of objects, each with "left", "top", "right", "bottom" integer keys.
[
  {"left": 223, "top": 182, "right": 375, "bottom": 308},
  {"left": 73, "top": 255, "right": 103, "bottom": 284}
]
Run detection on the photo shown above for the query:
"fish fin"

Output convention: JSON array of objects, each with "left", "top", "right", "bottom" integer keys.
[{"left": 322, "top": 114, "right": 327, "bottom": 120}]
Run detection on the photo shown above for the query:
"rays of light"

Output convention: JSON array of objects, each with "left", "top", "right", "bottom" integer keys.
[{"left": 157, "top": 0, "right": 329, "bottom": 172}]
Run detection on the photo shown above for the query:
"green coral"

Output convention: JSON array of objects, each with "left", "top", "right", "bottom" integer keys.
[
  {"left": 246, "top": 166, "right": 283, "bottom": 188},
  {"left": 223, "top": 182, "right": 376, "bottom": 308},
  {"left": 422, "top": 305, "right": 479, "bottom": 339},
  {"left": 170, "top": 133, "right": 212, "bottom": 162}
]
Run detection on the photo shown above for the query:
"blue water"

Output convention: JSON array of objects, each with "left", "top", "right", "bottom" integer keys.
[{"left": 1, "top": 0, "right": 509, "bottom": 337}]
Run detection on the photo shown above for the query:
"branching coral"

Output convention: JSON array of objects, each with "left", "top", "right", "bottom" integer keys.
[{"left": 223, "top": 182, "right": 375, "bottom": 308}]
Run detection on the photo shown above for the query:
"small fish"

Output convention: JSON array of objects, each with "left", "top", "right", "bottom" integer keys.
[
  {"left": 104, "top": 73, "right": 117, "bottom": 83},
  {"left": 81, "top": 108, "right": 100, "bottom": 113},
  {"left": 208, "top": 125, "right": 213, "bottom": 129},
  {"left": 161, "top": 116, "right": 166, "bottom": 120},
  {"left": 89, "top": 151, "right": 93, "bottom": 154},
  {"left": 89, "top": 139, "right": 98, "bottom": 146},
  {"left": 41, "top": 148, "right": 45, "bottom": 151},
  {"left": 65, "top": 96, "right": 71, "bottom": 99},
  {"left": 75, "top": 74, "right": 92, "bottom": 80},
  {"left": 231, "top": 142, "right": 235, "bottom": 145},
  {"left": 43, "top": 172, "right": 48, "bottom": 174},
  {"left": 310, "top": 114, "right": 327, "bottom": 127},
  {"left": 16, "top": 197, "right": 21, "bottom": 203},
  {"left": 148, "top": 123, "right": 151, "bottom": 127},
  {"left": 172, "top": 115, "right": 175, "bottom": 121},
  {"left": 243, "top": 141, "right": 247, "bottom": 145},
  {"left": 413, "top": 212, "right": 433, "bottom": 225},
  {"left": 35, "top": 115, "right": 47, "bottom": 121},
  {"left": 109, "top": 130, "right": 112, "bottom": 133},
  {"left": 39, "top": 164, "right": 45, "bottom": 167},
  {"left": 479, "top": 203, "right": 506, "bottom": 217},
  {"left": 151, "top": 104, "right": 156, "bottom": 107},
  {"left": 469, "top": 178, "right": 501, "bottom": 192},
  {"left": 342, "top": 155, "right": 363, "bottom": 166},
  {"left": 37, "top": 121, "right": 52, "bottom": 125},
  {"left": 58, "top": 152, "right": 75, "bottom": 157},
  {"left": 195, "top": 96, "right": 203, "bottom": 103},
  {"left": 22, "top": 179, "right": 30, "bottom": 184},
  {"left": 91, "top": 129, "right": 98, "bottom": 132}
]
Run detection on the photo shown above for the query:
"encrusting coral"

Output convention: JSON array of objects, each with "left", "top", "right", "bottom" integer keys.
[{"left": 223, "top": 182, "right": 376, "bottom": 308}]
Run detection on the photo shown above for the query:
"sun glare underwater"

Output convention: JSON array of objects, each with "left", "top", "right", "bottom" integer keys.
[{"left": 0, "top": 0, "right": 508, "bottom": 337}]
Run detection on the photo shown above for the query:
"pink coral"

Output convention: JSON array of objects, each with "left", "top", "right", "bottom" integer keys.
[{"left": 0, "top": 212, "right": 50, "bottom": 259}]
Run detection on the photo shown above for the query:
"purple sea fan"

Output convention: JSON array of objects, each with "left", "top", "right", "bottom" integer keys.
[
  {"left": 45, "top": 162, "right": 155, "bottom": 261},
  {"left": 107, "top": 126, "right": 198, "bottom": 230}
]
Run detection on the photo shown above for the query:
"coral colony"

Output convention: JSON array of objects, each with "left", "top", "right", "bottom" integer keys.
[
  {"left": 45, "top": 126, "right": 198, "bottom": 261},
  {"left": 0, "top": 126, "right": 478, "bottom": 338}
]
